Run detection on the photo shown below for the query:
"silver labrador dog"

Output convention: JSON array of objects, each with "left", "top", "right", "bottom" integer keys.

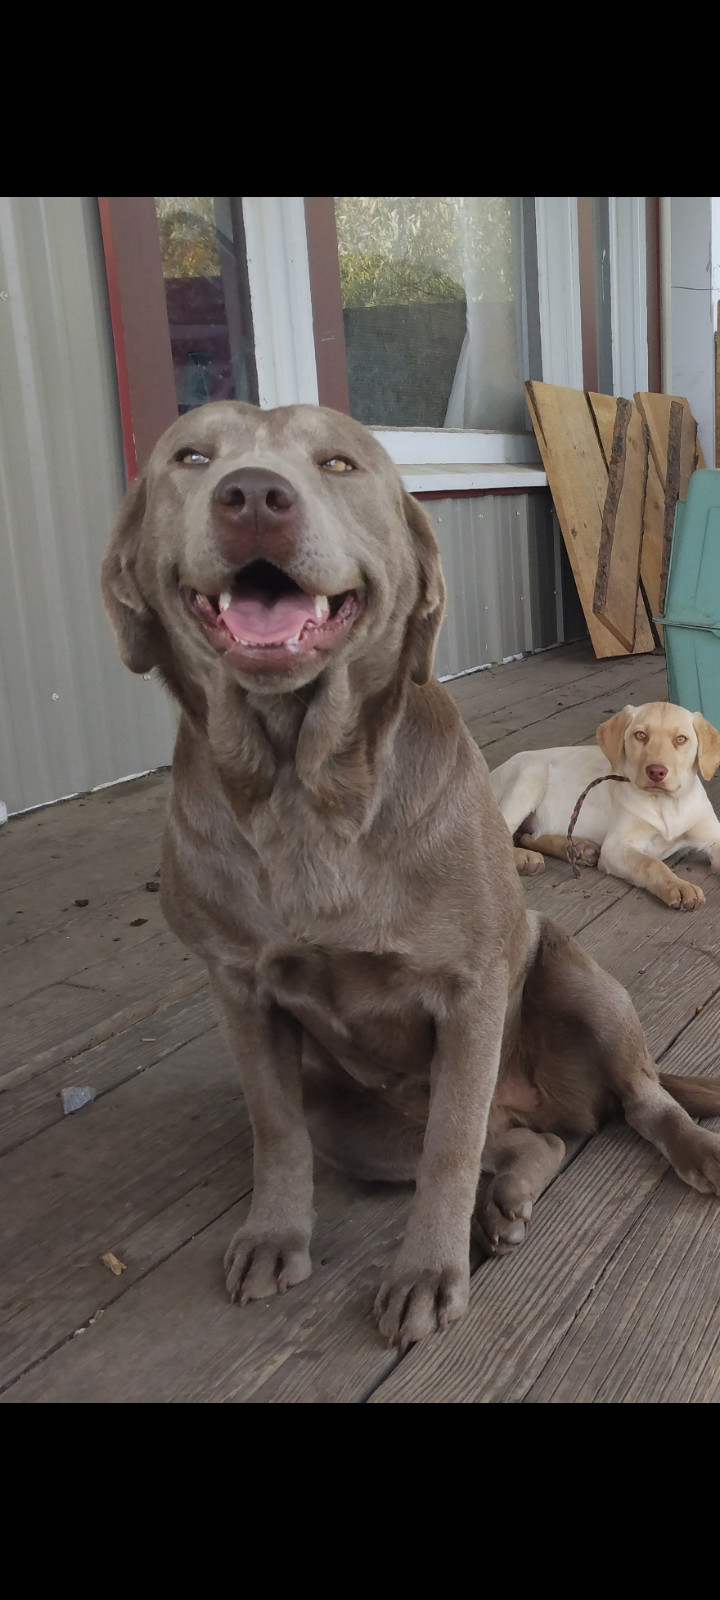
[{"left": 102, "top": 401, "right": 720, "bottom": 1348}]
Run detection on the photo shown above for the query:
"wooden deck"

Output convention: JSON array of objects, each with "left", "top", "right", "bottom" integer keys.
[{"left": 3, "top": 639, "right": 720, "bottom": 1404}]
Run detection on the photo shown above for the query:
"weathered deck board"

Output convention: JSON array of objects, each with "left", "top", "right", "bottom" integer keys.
[{"left": 0, "top": 1027, "right": 252, "bottom": 1393}]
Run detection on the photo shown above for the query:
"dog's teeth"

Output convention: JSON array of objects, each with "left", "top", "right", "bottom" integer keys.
[
  {"left": 315, "top": 595, "right": 329, "bottom": 619},
  {"left": 287, "top": 631, "right": 302, "bottom": 645},
  {"left": 219, "top": 591, "right": 232, "bottom": 612}
]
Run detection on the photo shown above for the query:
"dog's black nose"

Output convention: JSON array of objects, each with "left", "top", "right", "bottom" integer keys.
[
  {"left": 213, "top": 467, "right": 297, "bottom": 520},
  {"left": 212, "top": 466, "right": 302, "bottom": 568}
]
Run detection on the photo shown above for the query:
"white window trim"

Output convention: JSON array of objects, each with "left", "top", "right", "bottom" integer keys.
[
  {"left": 534, "top": 197, "right": 583, "bottom": 389},
  {"left": 242, "top": 197, "right": 319, "bottom": 409},
  {"left": 370, "top": 429, "right": 540, "bottom": 465},
  {"left": 608, "top": 197, "right": 648, "bottom": 397},
  {"left": 399, "top": 464, "right": 547, "bottom": 493},
  {"left": 659, "top": 196, "right": 673, "bottom": 393}
]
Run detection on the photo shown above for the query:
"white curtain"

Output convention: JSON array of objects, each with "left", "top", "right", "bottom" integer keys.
[{"left": 444, "top": 197, "right": 526, "bottom": 432}]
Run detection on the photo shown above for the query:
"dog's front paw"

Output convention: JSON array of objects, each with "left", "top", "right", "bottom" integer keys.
[
  {"left": 473, "top": 1174, "right": 533, "bottom": 1256},
  {"left": 224, "top": 1227, "right": 311, "bottom": 1305},
  {"left": 665, "top": 879, "right": 705, "bottom": 911},
  {"left": 374, "top": 1260, "right": 469, "bottom": 1348}
]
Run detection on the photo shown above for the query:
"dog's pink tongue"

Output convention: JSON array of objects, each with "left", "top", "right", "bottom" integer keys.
[{"left": 221, "top": 592, "right": 318, "bottom": 644}]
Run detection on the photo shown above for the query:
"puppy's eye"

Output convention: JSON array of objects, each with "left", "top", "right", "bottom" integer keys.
[
  {"left": 674, "top": 735, "right": 688, "bottom": 745},
  {"left": 321, "top": 457, "right": 355, "bottom": 473},
  {"left": 177, "top": 450, "right": 211, "bottom": 466},
  {"left": 634, "top": 730, "right": 647, "bottom": 741}
]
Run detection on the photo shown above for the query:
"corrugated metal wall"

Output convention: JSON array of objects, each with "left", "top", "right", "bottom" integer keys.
[
  {"left": 0, "top": 197, "right": 176, "bottom": 816},
  {"left": 425, "top": 491, "right": 572, "bottom": 679}
]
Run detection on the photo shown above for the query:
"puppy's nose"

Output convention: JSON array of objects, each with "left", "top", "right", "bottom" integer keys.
[
  {"left": 646, "top": 764, "right": 668, "bottom": 784},
  {"left": 213, "top": 467, "right": 298, "bottom": 523}
]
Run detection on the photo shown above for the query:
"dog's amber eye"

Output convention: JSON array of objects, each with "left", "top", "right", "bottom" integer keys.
[
  {"left": 674, "top": 735, "right": 688, "bottom": 745},
  {"left": 177, "top": 450, "right": 211, "bottom": 466},
  {"left": 321, "top": 457, "right": 354, "bottom": 473},
  {"left": 634, "top": 730, "right": 647, "bottom": 741}
]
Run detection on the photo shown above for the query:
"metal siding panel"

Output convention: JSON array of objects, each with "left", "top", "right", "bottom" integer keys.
[
  {"left": 422, "top": 489, "right": 561, "bottom": 678},
  {"left": 526, "top": 492, "right": 557, "bottom": 648},
  {"left": 0, "top": 197, "right": 177, "bottom": 814}
]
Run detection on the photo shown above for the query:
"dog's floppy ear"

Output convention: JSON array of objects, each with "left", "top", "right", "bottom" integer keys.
[
  {"left": 692, "top": 712, "right": 720, "bottom": 780},
  {"left": 402, "top": 491, "right": 446, "bottom": 687},
  {"left": 596, "top": 706, "right": 634, "bottom": 770},
  {"left": 101, "top": 477, "right": 163, "bottom": 674}
]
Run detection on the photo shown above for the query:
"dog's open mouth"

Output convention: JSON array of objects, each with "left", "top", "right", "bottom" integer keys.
[{"left": 184, "top": 560, "right": 363, "bottom": 667}]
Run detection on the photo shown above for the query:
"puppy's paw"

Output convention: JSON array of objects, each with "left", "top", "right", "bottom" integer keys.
[
  {"left": 570, "top": 836, "right": 600, "bottom": 867},
  {"left": 224, "top": 1228, "right": 311, "bottom": 1305},
  {"left": 374, "top": 1261, "right": 469, "bottom": 1349},
  {"left": 473, "top": 1174, "right": 534, "bottom": 1257},
  {"left": 665, "top": 879, "right": 705, "bottom": 911},
  {"left": 514, "top": 845, "right": 544, "bottom": 876}
]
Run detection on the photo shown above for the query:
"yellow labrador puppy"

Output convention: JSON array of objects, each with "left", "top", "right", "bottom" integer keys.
[{"left": 491, "top": 703, "right": 720, "bottom": 911}]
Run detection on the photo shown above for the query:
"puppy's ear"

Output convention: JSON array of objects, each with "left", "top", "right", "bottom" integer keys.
[
  {"left": 402, "top": 491, "right": 446, "bottom": 687},
  {"left": 596, "top": 706, "right": 634, "bottom": 771},
  {"left": 692, "top": 712, "right": 720, "bottom": 780},
  {"left": 101, "top": 478, "right": 163, "bottom": 674}
]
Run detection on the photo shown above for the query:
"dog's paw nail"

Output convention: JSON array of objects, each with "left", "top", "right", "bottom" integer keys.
[{"left": 519, "top": 1201, "right": 532, "bottom": 1219}]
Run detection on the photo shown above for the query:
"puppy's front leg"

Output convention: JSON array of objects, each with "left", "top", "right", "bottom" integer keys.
[
  {"left": 600, "top": 836, "right": 705, "bottom": 910},
  {"left": 210, "top": 967, "right": 314, "bottom": 1305},
  {"left": 375, "top": 965, "right": 508, "bottom": 1347}
]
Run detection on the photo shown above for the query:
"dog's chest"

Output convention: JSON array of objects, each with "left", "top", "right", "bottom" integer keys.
[
  {"left": 262, "top": 943, "right": 436, "bottom": 1086},
  {"left": 615, "top": 786, "right": 703, "bottom": 847},
  {"left": 239, "top": 795, "right": 409, "bottom": 943},
  {"left": 227, "top": 822, "right": 437, "bottom": 1081}
]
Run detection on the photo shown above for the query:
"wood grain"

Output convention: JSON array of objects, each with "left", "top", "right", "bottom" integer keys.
[
  {"left": 587, "top": 392, "right": 653, "bottom": 654},
  {"left": 525, "top": 382, "right": 625, "bottom": 658},
  {"left": 0, "top": 1029, "right": 254, "bottom": 1393},
  {"left": 0, "top": 935, "right": 203, "bottom": 1075},
  {"left": 591, "top": 397, "right": 646, "bottom": 650},
  {"left": 639, "top": 448, "right": 666, "bottom": 642},
  {"left": 634, "top": 392, "right": 704, "bottom": 613}
]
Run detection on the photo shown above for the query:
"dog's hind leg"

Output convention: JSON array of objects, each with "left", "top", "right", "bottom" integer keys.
[
  {"left": 473, "top": 1125, "right": 565, "bottom": 1255},
  {"left": 490, "top": 756, "right": 550, "bottom": 877},
  {"left": 529, "top": 917, "right": 720, "bottom": 1197},
  {"left": 520, "top": 831, "right": 601, "bottom": 866}
]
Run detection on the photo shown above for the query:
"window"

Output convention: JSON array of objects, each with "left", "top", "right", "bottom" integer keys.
[
  {"left": 154, "top": 197, "right": 257, "bottom": 413},
  {"left": 99, "top": 196, "right": 256, "bottom": 480},
  {"left": 333, "top": 196, "right": 539, "bottom": 433},
  {"left": 100, "top": 197, "right": 661, "bottom": 487}
]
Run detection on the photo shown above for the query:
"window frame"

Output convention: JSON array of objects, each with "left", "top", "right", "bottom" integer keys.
[
  {"left": 98, "top": 197, "right": 178, "bottom": 481},
  {"left": 99, "top": 196, "right": 663, "bottom": 489}
]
